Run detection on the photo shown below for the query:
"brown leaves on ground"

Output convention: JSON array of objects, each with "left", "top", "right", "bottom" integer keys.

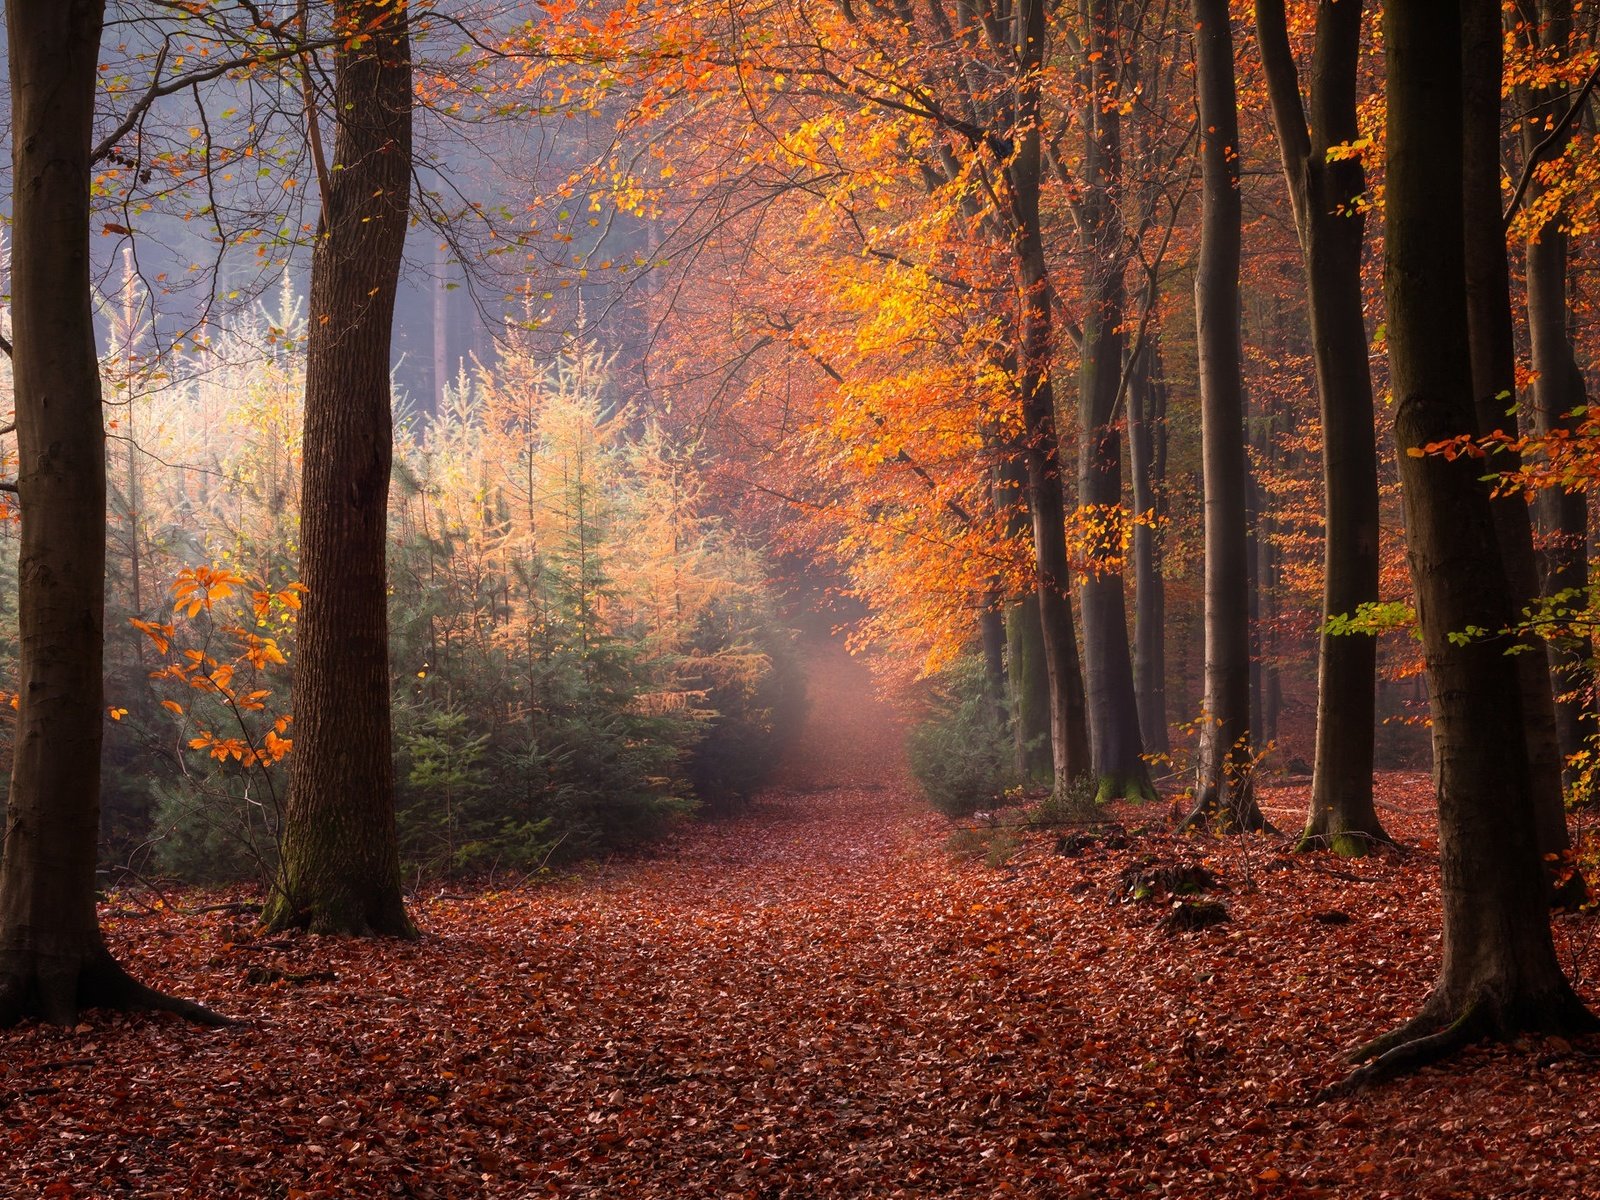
[{"left": 3, "top": 644, "right": 1599, "bottom": 1198}]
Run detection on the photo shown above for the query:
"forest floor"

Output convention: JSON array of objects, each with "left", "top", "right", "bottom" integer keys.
[{"left": 4, "top": 641, "right": 1600, "bottom": 1198}]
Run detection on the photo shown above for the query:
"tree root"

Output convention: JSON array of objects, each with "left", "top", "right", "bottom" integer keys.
[
  {"left": 1177, "top": 788, "right": 1278, "bottom": 836},
  {"left": 1322, "top": 985, "right": 1600, "bottom": 1097},
  {"left": 0, "top": 946, "right": 235, "bottom": 1029},
  {"left": 1292, "top": 826, "right": 1394, "bottom": 858}
]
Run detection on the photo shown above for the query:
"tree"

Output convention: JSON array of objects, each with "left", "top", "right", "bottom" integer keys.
[
  {"left": 265, "top": 0, "right": 414, "bottom": 936},
  {"left": 1187, "top": 0, "right": 1263, "bottom": 829},
  {"left": 1461, "top": 0, "right": 1581, "bottom": 903},
  {"left": 1075, "top": 0, "right": 1152, "bottom": 803},
  {"left": 1349, "top": 1, "right": 1595, "bottom": 1083},
  {"left": 1255, "top": 0, "right": 1387, "bottom": 853},
  {"left": 1012, "top": 0, "right": 1094, "bottom": 796},
  {"left": 1516, "top": 0, "right": 1595, "bottom": 781},
  {"left": 0, "top": 0, "right": 223, "bottom": 1024}
]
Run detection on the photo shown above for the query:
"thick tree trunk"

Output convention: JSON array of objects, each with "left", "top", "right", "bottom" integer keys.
[
  {"left": 1462, "top": 0, "right": 1581, "bottom": 905},
  {"left": 1128, "top": 343, "right": 1169, "bottom": 758},
  {"left": 1187, "top": 0, "right": 1263, "bottom": 830},
  {"left": 1519, "top": 0, "right": 1594, "bottom": 784},
  {"left": 993, "top": 446, "right": 1054, "bottom": 780},
  {"left": 0, "top": 0, "right": 224, "bottom": 1026},
  {"left": 266, "top": 0, "right": 414, "bottom": 937},
  {"left": 1348, "top": 2, "right": 1595, "bottom": 1085},
  {"left": 1006, "top": 597, "right": 1055, "bottom": 781},
  {"left": 1257, "top": 0, "right": 1387, "bottom": 854},
  {"left": 1077, "top": 0, "right": 1151, "bottom": 803},
  {"left": 1006, "top": 0, "right": 1092, "bottom": 798}
]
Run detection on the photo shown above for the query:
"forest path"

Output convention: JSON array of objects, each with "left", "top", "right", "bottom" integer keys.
[{"left": 2, "top": 640, "right": 1594, "bottom": 1197}]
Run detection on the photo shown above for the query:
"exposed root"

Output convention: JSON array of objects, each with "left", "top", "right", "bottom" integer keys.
[
  {"left": 0, "top": 946, "right": 235, "bottom": 1029},
  {"left": 1293, "top": 826, "right": 1394, "bottom": 858},
  {"left": 1331, "top": 1003, "right": 1485, "bottom": 1094},
  {"left": 1323, "top": 985, "right": 1600, "bottom": 1097},
  {"left": 1177, "top": 786, "right": 1277, "bottom": 836}
]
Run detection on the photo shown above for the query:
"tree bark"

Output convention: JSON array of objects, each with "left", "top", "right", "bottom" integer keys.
[
  {"left": 266, "top": 0, "right": 414, "bottom": 937},
  {"left": 1006, "top": 0, "right": 1093, "bottom": 798},
  {"left": 1187, "top": 0, "right": 1264, "bottom": 830},
  {"left": 1462, "top": 0, "right": 1582, "bottom": 905},
  {"left": 0, "top": 0, "right": 225, "bottom": 1025},
  {"left": 1517, "top": 0, "right": 1595, "bottom": 787},
  {"left": 993, "top": 444, "right": 1055, "bottom": 780},
  {"left": 1348, "top": 1, "right": 1595, "bottom": 1085},
  {"left": 1128, "top": 342, "right": 1169, "bottom": 758},
  {"left": 1256, "top": 0, "right": 1388, "bottom": 853},
  {"left": 1077, "top": 0, "right": 1151, "bottom": 803}
]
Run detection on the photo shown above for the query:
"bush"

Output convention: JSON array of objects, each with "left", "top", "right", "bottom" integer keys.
[{"left": 908, "top": 658, "right": 1016, "bottom": 818}]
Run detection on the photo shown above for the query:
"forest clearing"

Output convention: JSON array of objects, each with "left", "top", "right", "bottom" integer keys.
[{"left": 0, "top": 641, "right": 1594, "bottom": 1199}]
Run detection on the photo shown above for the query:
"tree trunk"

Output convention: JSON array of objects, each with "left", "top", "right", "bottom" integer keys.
[
  {"left": 1254, "top": 395, "right": 1282, "bottom": 748},
  {"left": 1128, "top": 342, "right": 1169, "bottom": 758},
  {"left": 1005, "top": 599, "right": 1055, "bottom": 780},
  {"left": 0, "top": 0, "right": 224, "bottom": 1026},
  {"left": 1348, "top": 1, "right": 1595, "bottom": 1085},
  {"left": 1257, "top": 0, "right": 1388, "bottom": 853},
  {"left": 1186, "top": 0, "right": 1263, "bottom": 830},
  {"left": 1006, "top": 0, "right": 1092, "bottom": 798},
  {"left": 1462, "top": 0, "right": 1582, "bottom": 905},
  {"left": 1519, "top": 0, "right": 1595, "bottom": 786},
  {"left": 1077, "top": 0, "right": 1151, "bottom": 803},
  {"left": 979, "top": 597, "right": 1009, "bottom": 732},
  {"left": 993, "top": 445, "right": 1054, "bottom": 780},
  {"left": 266, "top": 0, "right": 414, "bottom": 937}
]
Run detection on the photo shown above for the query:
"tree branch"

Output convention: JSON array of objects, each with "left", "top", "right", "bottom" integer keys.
[{"left": 1503, "top": 54, "right": 1600, "bottom": 228}]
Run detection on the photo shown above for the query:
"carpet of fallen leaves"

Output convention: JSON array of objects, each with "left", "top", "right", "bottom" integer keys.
[{"left": 5, "top": 641, "right": 1600, "bottom": 1199}]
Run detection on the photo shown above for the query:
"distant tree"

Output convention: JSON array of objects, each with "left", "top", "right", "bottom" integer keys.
[
  {"left": 1515, "top": 0, "right": 1596, "bottom": 780},
  {"left": 0, "top": 0, "right": 223, "bottom": 1024},
  {"left": 1075, "top": 0, "right": 1151, "bottom": 803},
  {"left": 1186, "top": 0, "right": 1263, "bottom": 830},
  {"left": 265, "top": 0, "right": 414, "bottom": 936},
  {"left": 1255, "top": 0, "right": 1388, "bottom": 853}
]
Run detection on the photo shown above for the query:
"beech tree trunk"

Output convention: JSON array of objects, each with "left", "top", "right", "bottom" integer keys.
[
  {"left": 993, "top": 446, "right": 1054, "bottom": 780},
  {"left": 1077, "top": 0, "right": 1151, "bottom": 802},
  {"left": 1128, "top": 343, "right": 1169, "bottom": 759},
  {"left": 265, "top": 0, "right": 414, "bottom": 937},
  {"left": 1006, "top": 0, "right": 1093, "bottom": 798},
  {"left": 1462, "top": 0, "right": 1581, "bottom": 905},
  {"left": 1518, "top": 0, "right": 1595, "bottom": 784},
  {"left": 1187, "top": 0, "right": 1264, "bottom": 830},
  {"left": 0, "top": 0, "right": 223, "bottom": 1025},
  {"left": 1256, "top": 0, "right": 1388, "bottom": 853},
  {"left": 1349, "top": 2, "right": 1595, "bottom": 1084}
]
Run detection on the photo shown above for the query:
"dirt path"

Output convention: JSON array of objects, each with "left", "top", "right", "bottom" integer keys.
[{"left": 0, "top": 639, "right": 1597, "bottom": 1197}]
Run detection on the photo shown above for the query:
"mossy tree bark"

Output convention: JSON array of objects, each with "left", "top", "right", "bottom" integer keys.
[
  {"left": 1186, "top": 0, "right": 1266, "bottom": 831},
  {"left": 1347, "top": 1, "right": 1596, "bottom": 1086},
  {"left": 1461, "top": 0, "right": 1582, "bottom": 905},
  {"left": 0, "top": 0, "right": 225, "bottom": 1026},
  {"left": 265, "top": 0, "right": 414, "bottom": 937},
  {"left": 1256, "top": 0, "right": 1387, "bottom": 855}
]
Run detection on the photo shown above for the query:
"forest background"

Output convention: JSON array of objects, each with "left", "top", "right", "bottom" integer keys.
[{"left": 0, "top": 0, "right": 1597, "bottom": 1101}]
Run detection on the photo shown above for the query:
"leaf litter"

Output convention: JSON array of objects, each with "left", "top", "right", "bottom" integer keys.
[{"left": 2, "top": 643, "right": 1598, "bottom": 1198}]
